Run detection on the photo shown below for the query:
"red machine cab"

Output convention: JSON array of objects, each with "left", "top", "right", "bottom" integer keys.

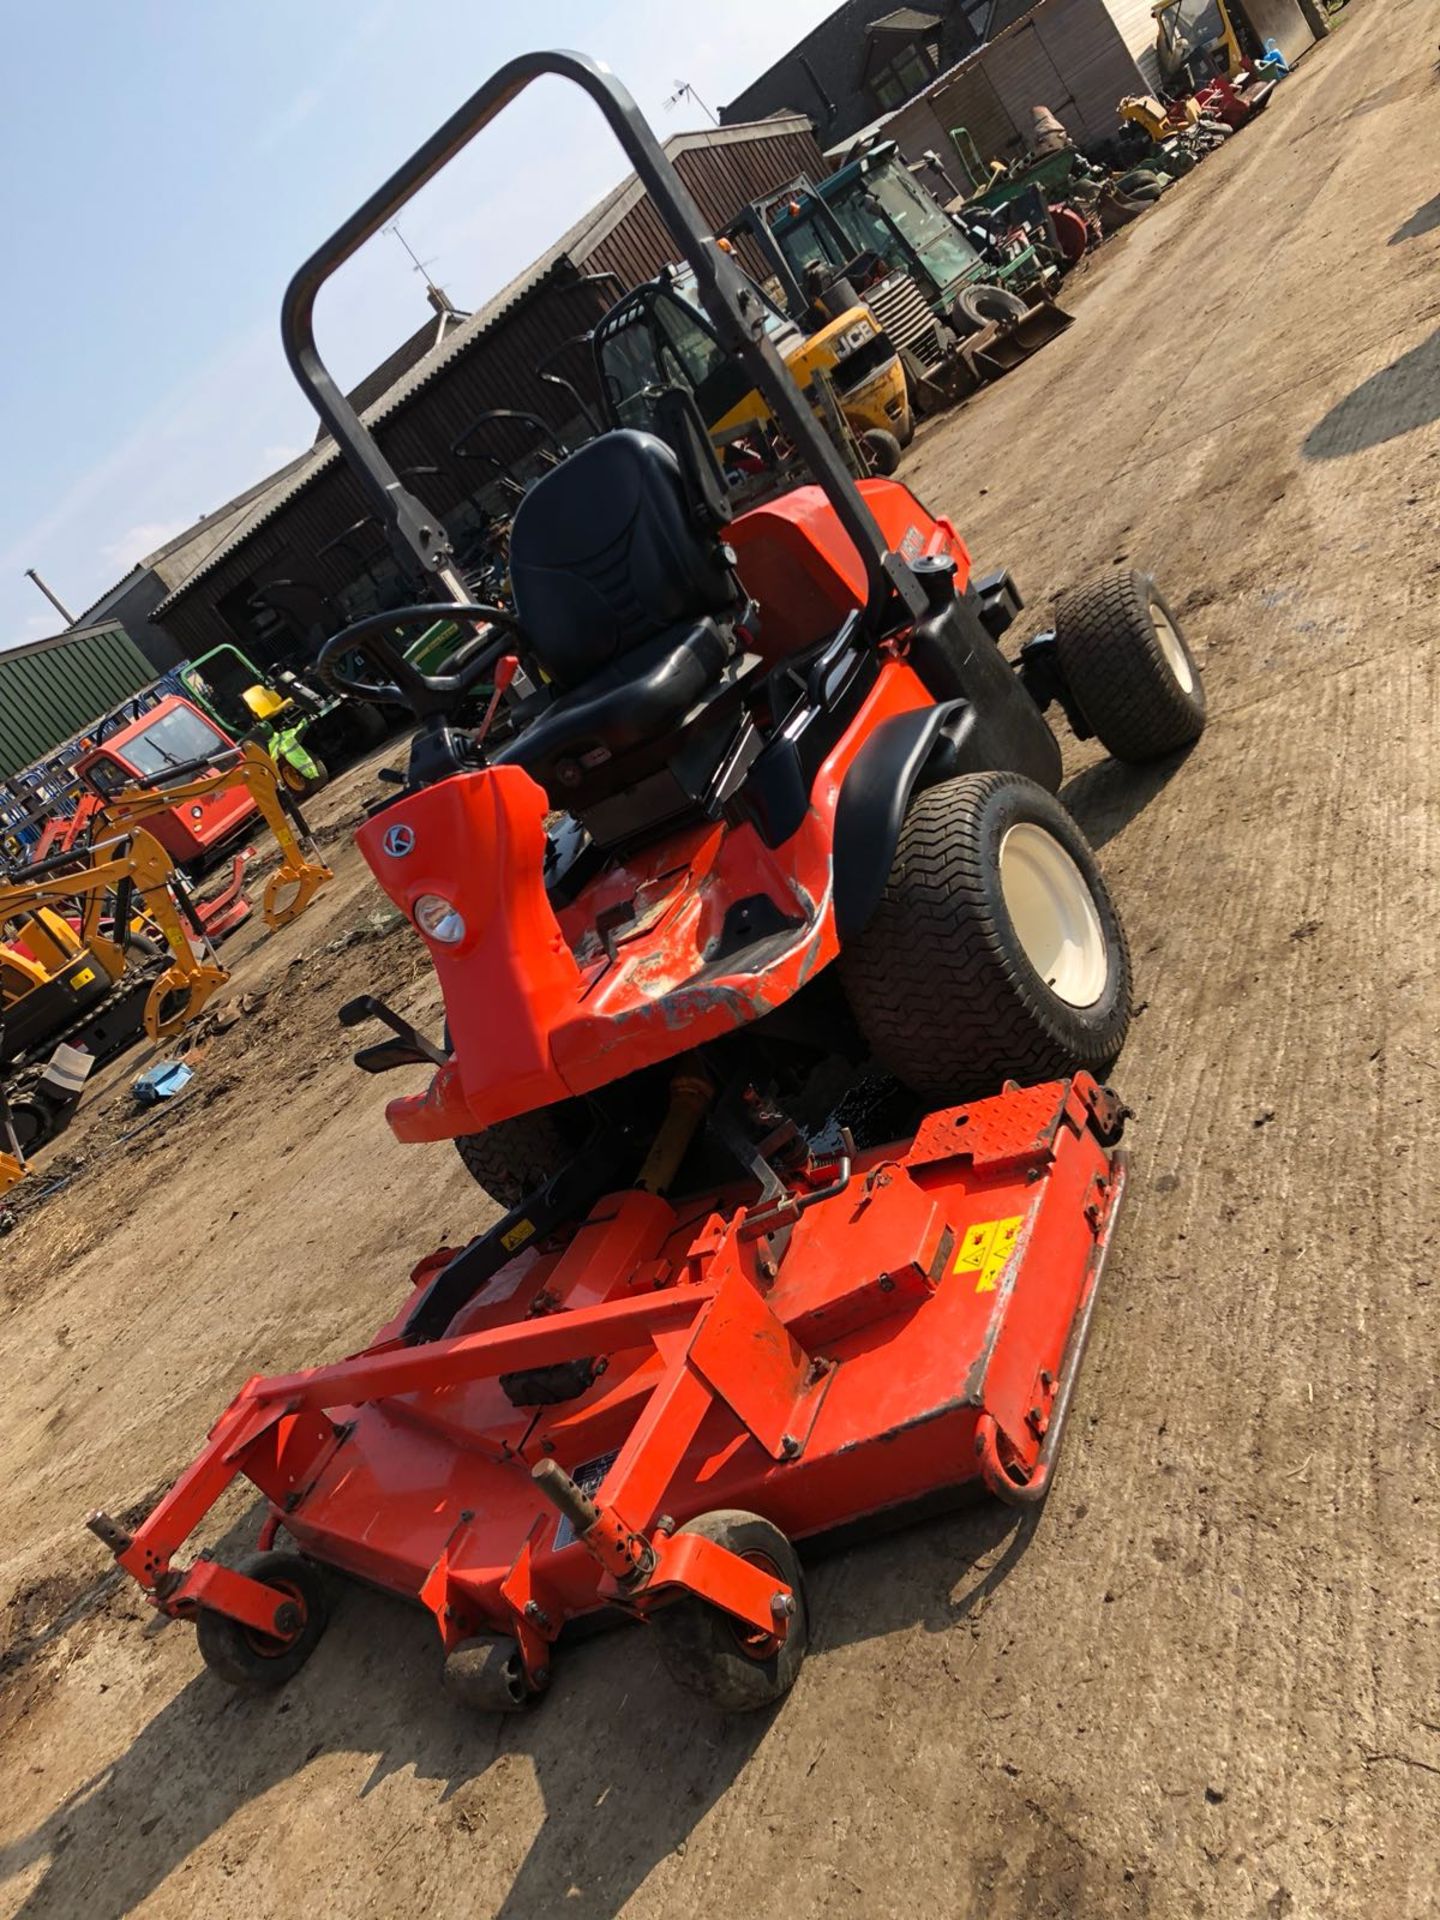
[{"left": 75, "top": 696, "right": 257, "bottom": 867}]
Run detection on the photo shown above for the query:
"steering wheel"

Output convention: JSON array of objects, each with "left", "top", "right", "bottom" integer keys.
[{"left": 316, "top": 603, "right": 526, "bottom": 719}]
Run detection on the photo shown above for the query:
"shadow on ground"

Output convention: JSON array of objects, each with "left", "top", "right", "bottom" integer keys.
[
  {"left": 0, "top": 1499, "right": 1035, "bottom": 1919},
  {"left": 1390, "top": 191, "right": 1440, "bottom": 244},
  {"left": 1304, "top": 328, "right": 1440, "bottom": 458},
  {"left": 1062, "top": 748, "right": 1195, "bottom": 851}
]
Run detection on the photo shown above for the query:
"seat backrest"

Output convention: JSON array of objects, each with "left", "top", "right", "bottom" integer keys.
[{"left": 508, "top": 430, "right": 739, "bottom": 692}]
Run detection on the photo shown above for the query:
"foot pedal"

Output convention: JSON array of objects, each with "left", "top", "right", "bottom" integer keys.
[{"left": 338, "top": 994, "right": 446, "bottom": 1068}]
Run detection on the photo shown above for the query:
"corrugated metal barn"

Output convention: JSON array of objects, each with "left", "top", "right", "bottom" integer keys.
[
  {"left": 0, "top": 623, "right": 158, "bottom": 779},
  {"left": 154, "top": 117, "right": 825, "bottom": 664}
]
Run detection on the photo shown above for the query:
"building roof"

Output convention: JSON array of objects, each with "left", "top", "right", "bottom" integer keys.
[
  {"left": 720, "top": 0, "right": 980, "bottom": 140},
  {"left": 309, "top": 296, "right": 469, "bottom": 446},
  {"left": 869, "top": 8, "right": 944, "bottom": 33},
  {"left": 0, "top": 621, "right": 158, "bottom": 780},
  {"left": 152, "top": 116, "right": 815, "bottom": 619},
  {"left": 68, "top": 453, "right": 319, "bottom": 632}
]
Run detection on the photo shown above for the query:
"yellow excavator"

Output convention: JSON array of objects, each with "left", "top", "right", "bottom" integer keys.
[
  {"left": 1151, "top": 0, "right": 1277, "bottom": 108},
  {"left": 1, "top": 744, "right": 333, "bottom": 1201},
  {"left": 48, "top": 740, "right": 333, "bottom": 931},
  {"left": 0, "top": 827, "right": 232, "bottom": 1198}
]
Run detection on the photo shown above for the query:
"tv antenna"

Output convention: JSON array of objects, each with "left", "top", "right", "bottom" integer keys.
[
  {"left": 662, "top": 79, "right": 718, "bottom": 125},
  {"left": 383, "top": 222, "right": 440, "bottom": 279}
]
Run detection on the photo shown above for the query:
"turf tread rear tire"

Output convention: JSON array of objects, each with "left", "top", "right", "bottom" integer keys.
[
  {"left": 840, "top": 771, "right": 1131, "bottom": 1103},
  {"left": 1054, "top": 571, "right": 1205, "bottom": 762}
]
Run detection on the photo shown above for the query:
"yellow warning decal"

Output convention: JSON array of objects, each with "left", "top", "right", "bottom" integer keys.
[
  {"left": 954, "top": 1215, "right": 1024, "bottom": 1293},
  {"left": 500, "top": 1217, "right": 535, "bottom": 1252},
  {"left": 71, "top": 967, "right": 96, "bottom": 988}
]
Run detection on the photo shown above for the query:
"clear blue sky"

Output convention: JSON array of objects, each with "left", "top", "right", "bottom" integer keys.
[{"left": 0, "top": 0, "right": 835, "bottom": 650}]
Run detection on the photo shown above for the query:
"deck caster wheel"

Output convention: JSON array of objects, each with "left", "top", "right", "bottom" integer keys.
[
  {"left": 1054, "top": 571, "right": 1206, "bottom": 762},
  {"left": 651, "top": 1511, "right": 808, "bottom": 1714},
  {"left": 194, "top": 1551, "right": 328, "bottom": 1692},
  {"left": 443, "top": 1634, "right": 531, "bottom": 1712}
]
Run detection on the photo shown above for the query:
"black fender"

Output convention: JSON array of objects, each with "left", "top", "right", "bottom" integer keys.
[
  {"left": 907, "top": 586, "right": 1063, "bottom": 793},
  {"left": 832, "top": 674, "right": 1062, "bottom": 939},
  {"left": 833, "top": 701, "right": 973, "bottom": 940}
]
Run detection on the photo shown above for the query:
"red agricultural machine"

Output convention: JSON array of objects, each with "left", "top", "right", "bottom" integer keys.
[{"left": 89, "top": 50, "right": 1206, "bottom": 1715}]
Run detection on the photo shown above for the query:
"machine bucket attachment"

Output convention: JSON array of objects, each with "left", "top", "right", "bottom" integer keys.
[{"left": 969, "top": 298, "right": 1074, "bottom": 379}]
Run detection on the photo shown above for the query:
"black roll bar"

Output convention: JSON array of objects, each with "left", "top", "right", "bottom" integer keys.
[{"left": 279, "top": 48, "right": 927, "bottom": 630}]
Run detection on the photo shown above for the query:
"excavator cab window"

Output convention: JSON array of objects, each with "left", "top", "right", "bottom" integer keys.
[
  {"left": 1154, "top": 0, "right": 1228, "bottom": 77},
  {"left": 85, "top": 756, "right": 130, "bottom": 798},
  {"left": 597, "top": 284, "right": 754, "bottom": 433},
  {"left": 116, "top": 707, "right": 229, "bottom": 779}
]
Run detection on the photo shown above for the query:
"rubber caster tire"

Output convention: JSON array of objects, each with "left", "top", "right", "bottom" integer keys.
[
  {"left": 194, "top": 1551, "right": 328, "bottom": 1692},
  {"left": 443, "top": 1634, "right": 531, "bottom": 1712},
  {"left": 840, "top": 770, "right": 1131, "bottom": 1104},
  {"left": 651, "top": 1511, "right": 807, "bottom": 1714},
  {"left": 859, "top": 427, "right": 902, "bottom": 475},
  {"left": 1054, "top": 571, "right": 1206, "bottom": 762}
]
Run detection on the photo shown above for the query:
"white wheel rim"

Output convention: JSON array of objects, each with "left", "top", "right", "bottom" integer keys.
[
  {"left": 998, "top": 823, "right": 1110, "bottom": 1009},
  {"left": 1153, "top": 605, "right": 1195, "bottom": 695}
]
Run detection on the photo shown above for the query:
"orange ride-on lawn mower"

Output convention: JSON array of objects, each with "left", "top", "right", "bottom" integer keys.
[{"left": 89, "top": 51, "right": 1207, "bottom": 1715}]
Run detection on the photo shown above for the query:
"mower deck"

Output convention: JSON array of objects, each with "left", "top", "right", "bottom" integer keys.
[{"left": 96, "top": 1073, "right": 1126, "bottom": 1706}]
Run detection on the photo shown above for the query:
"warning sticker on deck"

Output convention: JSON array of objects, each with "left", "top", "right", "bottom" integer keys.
[{"left": 954, "top": 1215, "right": 1023, "bottom": 1293}]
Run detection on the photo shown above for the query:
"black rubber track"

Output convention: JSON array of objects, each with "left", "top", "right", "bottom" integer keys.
[
  {"left": 454, "top": 1103, "right": 586, "bottom": 1209},
  {"left": 839, "top": 770, "right": 1131, "bottom": 1103},
  {"left": 1053, "top": 571, "right": 1206, "bottom": 762}
]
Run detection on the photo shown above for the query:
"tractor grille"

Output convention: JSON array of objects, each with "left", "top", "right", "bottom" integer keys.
[{"left": 862, "top": 274, "right": 943, "bottom": 367}]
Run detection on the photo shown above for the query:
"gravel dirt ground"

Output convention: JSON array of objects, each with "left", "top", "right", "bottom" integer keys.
[{"left": 3, "top": 8, "right": 1439, "bottom": 1915}]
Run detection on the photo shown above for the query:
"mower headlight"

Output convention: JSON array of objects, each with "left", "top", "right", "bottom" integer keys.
[
  {"left": 414, "top": 894, "right": 466, "bottom": 945},
  {"left": 836, "top": 317, "right": 875, "bottom": 356}
]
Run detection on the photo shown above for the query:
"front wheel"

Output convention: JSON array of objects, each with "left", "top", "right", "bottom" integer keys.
[
  {"left": 651, "top": 1511, "right": 808, "bottom": 1713},
  {"left": 840, "top": 771, "right": 1131, "bottom": 1103},
  {"left": 1054, "top": 571, "right": 1206, "bottom": 763},
  {"left": 858, "top": 427, "right": 902, "bottom": 475},
  {"left": 454, "top": 1101, "right": 591, "bottom": 1210},
  {"left": 194, "top": 1551, "right": 328, "bottom": 1692}
]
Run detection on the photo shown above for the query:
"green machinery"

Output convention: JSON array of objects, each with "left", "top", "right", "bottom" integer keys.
[
  {"left": 754, "top": 142, "right": 1069, "bottom": 405},
  {"left": 179, "top": 643, "right": 385, "bottom": 794}
]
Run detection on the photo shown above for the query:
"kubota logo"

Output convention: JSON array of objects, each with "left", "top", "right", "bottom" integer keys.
[{"left": 382, "top": 824, "right": 416, "bottom": 858}]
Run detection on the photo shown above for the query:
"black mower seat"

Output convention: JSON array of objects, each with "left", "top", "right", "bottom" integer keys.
[
  {"left": 507, "top": 428, "right": 740, "bottom": 691},
  {"left": 493, "top": 615, "right": 733, "bottom": 798},
  {"left": 499, "top": 427, "right": 752, "bottom": 818}
]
